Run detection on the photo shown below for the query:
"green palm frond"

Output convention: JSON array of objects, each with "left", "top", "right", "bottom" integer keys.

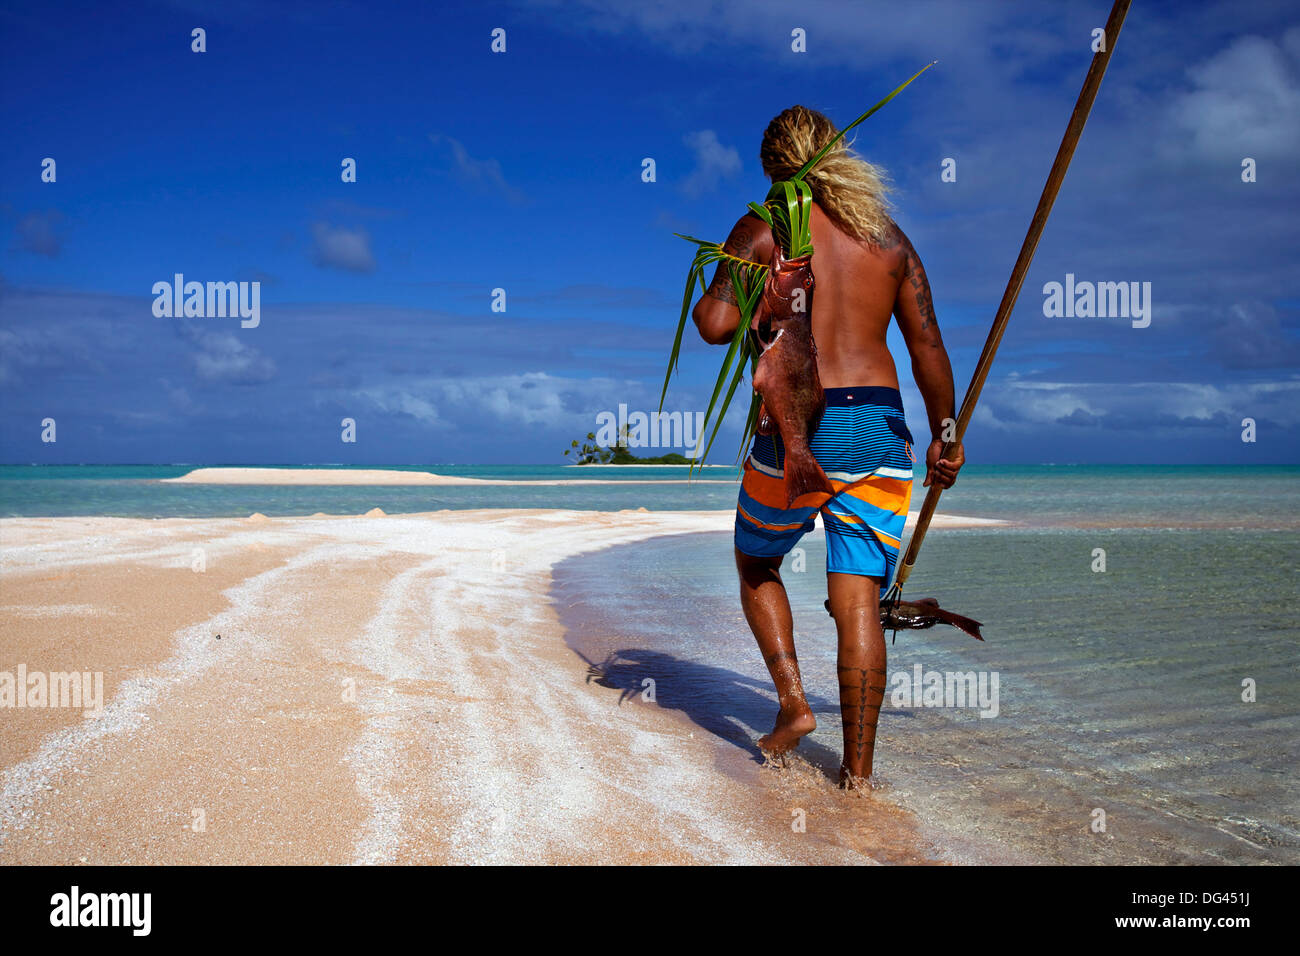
[
  {"left": 658, "top": 235, "right": 769, "bottom": 478},
  {"left": 658, "top": 235, "right": 768, "bottom": 416},
  {"left": 759, "top": 177, "right": 816, "bottom": 259},
  {"left": 696, "top": 327, "right": 761, "bottom": 468},
  {"left": 661, "top": 64, "right": 936, "bottom": 471}
]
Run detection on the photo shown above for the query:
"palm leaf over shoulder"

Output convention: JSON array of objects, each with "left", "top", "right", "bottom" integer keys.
[{"left": 660, "top": 62, "right": 936, "bottom": 474}]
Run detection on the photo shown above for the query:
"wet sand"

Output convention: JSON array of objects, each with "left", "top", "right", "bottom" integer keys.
[{"left": 0, "top": 508, "right": 1005, "bottom": 864}]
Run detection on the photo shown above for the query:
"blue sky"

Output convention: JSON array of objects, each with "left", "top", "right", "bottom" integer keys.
[{"left": 1, "top": 0, "right": 1297, "bottom": 464}]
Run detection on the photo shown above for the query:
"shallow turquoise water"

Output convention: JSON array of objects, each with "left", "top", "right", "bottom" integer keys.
[
  {"left": 553, "top": 525, "right": 1299, "bottom": 864},
  {"left": 2, "top": 464, "right": 1297, "bottom": 526}
]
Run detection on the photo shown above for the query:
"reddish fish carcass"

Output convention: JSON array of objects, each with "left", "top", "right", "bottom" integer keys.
[{"left": 750, "top": 246, "right": 835, "bottom": 507}]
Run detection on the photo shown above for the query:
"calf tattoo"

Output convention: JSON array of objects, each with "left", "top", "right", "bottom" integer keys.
[
  {"left": 765, "top": 649, "right": 798, "bottom": 667},
  {"left": 838, "top": 665, "right": 887, "bottom": 760}
]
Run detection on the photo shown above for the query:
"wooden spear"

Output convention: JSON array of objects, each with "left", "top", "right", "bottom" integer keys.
[{"left": 886, "top": 0, "right": 1133, "bottom": 601}]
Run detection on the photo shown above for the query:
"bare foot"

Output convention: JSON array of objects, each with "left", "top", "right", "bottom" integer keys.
[
  {"left": 839, "top": 763, "right": 879, "bottom": 791},
  {"left": 758, "top": 705, "right": 816, "bottom": 756}
]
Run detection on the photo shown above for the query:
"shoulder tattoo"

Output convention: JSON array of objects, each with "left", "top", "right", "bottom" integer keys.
[
  {"left": 903, "top": 240, "right": 938, "bottom": 335},
  {"left": 705, "top": 219, "right": 758, "bottom": 305}
]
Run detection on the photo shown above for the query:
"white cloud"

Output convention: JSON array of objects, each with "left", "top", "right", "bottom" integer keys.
[
  {"left": 973, "top": 379, "right": 1300, "bottom": 432},
  {"left": 311, "top": 222, "right": 376, "bottom": 273},
  {"left": 428, "top": 134, "right": 526, "bottom": 204},
  {"left": 188, "top": 330, "right": 277, "bottom": 384},
  {"left": 353, "top": 372, "right": 630, "bottom": 432},
  {"left": 1170, "top": 26, "right": 1300, "bottom": 160},
  {"left": 680, "top": 129, "right": 742, "bottom": 196},
  {"left": 353, "top": 386, "right": 444, "bottom": 427}
]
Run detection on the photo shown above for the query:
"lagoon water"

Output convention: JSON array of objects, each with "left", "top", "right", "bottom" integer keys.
[{"left": 2, "top": 463, "right": 1298, "bottom": 527}]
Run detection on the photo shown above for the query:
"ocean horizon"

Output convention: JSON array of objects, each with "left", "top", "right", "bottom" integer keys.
[{"left": 3, "top": 463, "right": 1298, "bottom": 527}]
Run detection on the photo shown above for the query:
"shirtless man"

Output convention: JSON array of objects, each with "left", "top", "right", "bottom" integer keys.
[{"left": 692, "top": 105, "right": 965, "bottom": 787}]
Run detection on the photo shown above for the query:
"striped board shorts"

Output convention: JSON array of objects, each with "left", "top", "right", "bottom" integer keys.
[{"left": 734, "top": 385, "right": 915, "bottom": 590}]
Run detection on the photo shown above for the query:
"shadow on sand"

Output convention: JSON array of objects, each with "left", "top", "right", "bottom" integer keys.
[
  {"left": 552, "top": 531, "right": 914, "bottom": 788},
  {"left": 573, "top": 646, "right": 912, "bottom": 780}
]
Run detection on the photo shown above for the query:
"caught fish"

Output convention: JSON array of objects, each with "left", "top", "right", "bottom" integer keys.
[
  {"left": 881, "top": 597, "right": 984, "bottom": 641},
  {"left": 750, "top": 246, "right": 835, "bottom": 507},
  {"left": 824, "top": 597, "right": 985, "bottom": 641}
]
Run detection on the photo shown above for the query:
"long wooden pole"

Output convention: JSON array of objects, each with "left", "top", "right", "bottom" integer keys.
[{"left": 891, "top": 0, "right": 1132, "bottom": 594}]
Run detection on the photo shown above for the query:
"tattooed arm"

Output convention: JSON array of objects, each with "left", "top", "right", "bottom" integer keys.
[
  {"left": 892, "top": 225, "right": 964, "bottom": 487},
  {"left": 692, "top": 213, "right": 773, "bottom": 345}
]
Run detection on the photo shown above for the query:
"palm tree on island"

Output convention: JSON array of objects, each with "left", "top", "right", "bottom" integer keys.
[{"left": 563, "top": 425, "right": 694, "bottom": 465}]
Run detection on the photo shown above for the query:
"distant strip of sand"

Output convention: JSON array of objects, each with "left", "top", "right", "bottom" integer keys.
[{"left": 160, "top": 467, "right": 734, "bottom": 486}]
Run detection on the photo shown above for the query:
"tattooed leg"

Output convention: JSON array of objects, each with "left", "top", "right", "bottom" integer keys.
[
  {"left": 735, "top": 547, "right": 816, "bottom": 756},
  {"left": 828, "top": 572, "right": 887, "bottom": 786}
]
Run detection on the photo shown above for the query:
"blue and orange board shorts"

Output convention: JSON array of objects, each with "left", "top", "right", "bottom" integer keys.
[{"left": 734, "top": 386, "right": 915, "bottom": 592}]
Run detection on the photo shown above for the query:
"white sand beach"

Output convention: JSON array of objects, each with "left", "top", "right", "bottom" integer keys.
[{"left": 0, "top": 508, "right": 1007, "bottom": 864}]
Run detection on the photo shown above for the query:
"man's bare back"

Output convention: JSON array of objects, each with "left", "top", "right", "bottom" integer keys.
[{"left": 694, "top": 203, "right": 957, "bottom": 465}]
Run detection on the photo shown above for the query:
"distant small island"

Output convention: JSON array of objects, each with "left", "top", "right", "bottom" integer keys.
[{"left": 563, "top": 427, "right": 696, "bottom": 465}]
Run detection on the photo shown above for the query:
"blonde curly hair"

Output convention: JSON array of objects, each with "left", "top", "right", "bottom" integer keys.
[{"left": 760, "top": 105, "right": 895, "bottom": 247}]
